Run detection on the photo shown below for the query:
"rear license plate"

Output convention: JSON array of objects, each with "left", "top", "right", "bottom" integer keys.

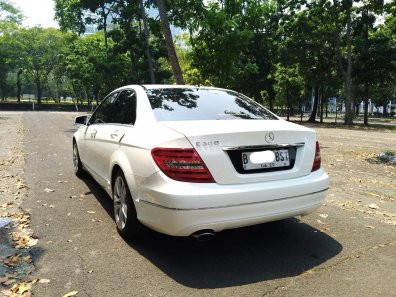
[{"left": 242, "top": 150, "right": 290, "bottom": 170}]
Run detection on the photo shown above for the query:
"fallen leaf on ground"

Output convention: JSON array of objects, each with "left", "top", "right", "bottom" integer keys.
[
  {"left": 10, "top": 282, "right": 31, "bottom": 295},
  {"left": 368, "top": 203, "right": 379, "bottom": 209},
  {"left": 3, "top": 254, "right": 21, "bottom": 267},
  {"left": 2, "top": 278, "right": 17, "bottom": 286},
  {"left": 38, "top": 279, "right": 50, "bottom": 284},
  {"left": 366, "top": 192, "right": 380, "bottom": 198},
  {"left": 12, "top": 232, "right": 38, "bottom": 249},
  {"left": 63, "top": 291, "right": 78, "bottom": 297}
]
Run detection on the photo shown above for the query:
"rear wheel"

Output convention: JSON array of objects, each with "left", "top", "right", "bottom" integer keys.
[
  {"left": 113, "top": 170, "right": 144, "bottom": 238},
  {"left": 73, "top": 142, "right": 85, "bottom": 178}
]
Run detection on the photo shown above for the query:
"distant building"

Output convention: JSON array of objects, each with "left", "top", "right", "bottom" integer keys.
[{"left": 83, "top": 11, "right": 99, "bottom": 36}]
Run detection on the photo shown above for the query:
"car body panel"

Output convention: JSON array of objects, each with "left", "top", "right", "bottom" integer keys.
[{"left": 73, "top": 84, "right": 329, "bottom": 237}]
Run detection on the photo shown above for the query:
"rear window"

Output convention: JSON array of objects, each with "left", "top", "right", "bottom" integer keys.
[{"left": 146, "top": 88, "right": 277, "bottom": 121}]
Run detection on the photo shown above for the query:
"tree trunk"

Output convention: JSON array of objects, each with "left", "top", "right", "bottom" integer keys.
[
  {"left": 308, "top": 86, "right": 319, "bottom": 123},
  {"left": 17, "top": 69, "right": 23, "bottom": 102},
  {"left": 344, "top": 7, "right": 353, "bottom": 126},
  {"left": 140, "top": 0, "right": 155, "bottom": 84},
  {"left": 286, "top": 88, "right": 290, "bottom": 121},
  {"left": 102, "top": 5, "right": 109, "bottom": 59},
  {"left": 320, "top": 84, "right": 324, "bottom": 123},
  {"left": 269, "top": 95, "right": 274, "bottom": 111},
  {"left": 362, "top": 8, "right": 369, "bottom": 127},
  {"left": 334, "top": 1, "right": 353, "bottom": 126},
  {"left": 36, "top": 81, "right": 42, "bottom": 105},
  {"left": 156, "top": 0, "right": 185, "bottom": 84},
  {"left": 363, "top": 82, "right": 369, "bottom": 126},
  {"left": 129, "top": 49, "right": 136, "bottom": 83}
]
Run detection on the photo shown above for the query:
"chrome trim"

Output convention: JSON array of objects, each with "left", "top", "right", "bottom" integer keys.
[
  {"left": 222, "top": 142, "right": 305, "bottom": 151},
  {"left": 138, "top": 188, "right": 328, "bottom": 211}
]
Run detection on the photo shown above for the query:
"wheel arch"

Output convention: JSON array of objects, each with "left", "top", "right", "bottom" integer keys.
[{"left": 109, "top": 150, "right": 137, "bottom": 198}]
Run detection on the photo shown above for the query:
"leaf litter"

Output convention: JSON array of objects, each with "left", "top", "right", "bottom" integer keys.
[{"left": 0, "top": 118, "right": 50, "bottom": 296}]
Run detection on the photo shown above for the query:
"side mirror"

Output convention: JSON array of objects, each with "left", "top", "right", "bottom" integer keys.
[{"left": 74, "top": 115, "right": 90, "bottom": 126}]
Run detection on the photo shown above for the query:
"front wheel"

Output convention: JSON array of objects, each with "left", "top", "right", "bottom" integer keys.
[{"left": 113, "top": 170, "right": 144, "bottom": 239}]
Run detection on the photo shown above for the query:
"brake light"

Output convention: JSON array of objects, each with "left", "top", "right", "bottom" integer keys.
[
  {"left": 312, "top": 141, "right": 321, "bottom": 172},
  {"left": 151, "top": 148, "right": 215, "bottom": 183}
]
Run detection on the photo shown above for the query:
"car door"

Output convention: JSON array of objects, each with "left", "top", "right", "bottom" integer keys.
[
  {"left": 82, "top": 92, "right": 119, "bottom": 178},
  {"left": 92, "top": 89, "right": 137, "bottom": 188}
]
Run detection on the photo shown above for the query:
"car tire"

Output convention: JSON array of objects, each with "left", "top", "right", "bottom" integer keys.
[
  {"left": 113, "top": 170, "right": 144, "bottom": 239},
  {"left": 73, "top": 142, "right": 86, "bottom": 178}
]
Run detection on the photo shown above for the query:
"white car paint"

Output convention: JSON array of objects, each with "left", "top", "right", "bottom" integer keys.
[{"left": 73, "top": 85, "right": 329, "bottom": 237}]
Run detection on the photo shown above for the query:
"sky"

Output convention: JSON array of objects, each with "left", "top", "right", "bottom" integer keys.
[{"left": 12, "top": 0, "right": 58, "bottom": 28}]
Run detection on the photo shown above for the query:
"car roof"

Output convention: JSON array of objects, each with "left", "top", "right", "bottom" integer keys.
[{"left": 114, "top": 84, "right": 229, "bottom": 91}]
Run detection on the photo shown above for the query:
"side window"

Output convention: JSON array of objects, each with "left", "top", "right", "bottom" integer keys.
[
  {"left": 90, "top": 92, "right": 119, "bottom": 124},
  {"left": 112, "top": 90, "right": 137, "bottom": 125}
]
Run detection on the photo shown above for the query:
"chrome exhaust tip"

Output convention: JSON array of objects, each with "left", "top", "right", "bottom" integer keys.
[{"left": 191, "top": 229, "right": 215, "bottom": 241}]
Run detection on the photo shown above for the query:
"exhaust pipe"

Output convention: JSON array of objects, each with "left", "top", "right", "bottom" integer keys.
[{"left": 191, "top": 229, "right": 215, "bottom": 241}]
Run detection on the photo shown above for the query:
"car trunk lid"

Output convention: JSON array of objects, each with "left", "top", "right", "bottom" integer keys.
[{"left": 162, "top": 120, "right": 317, "bottom": 185}]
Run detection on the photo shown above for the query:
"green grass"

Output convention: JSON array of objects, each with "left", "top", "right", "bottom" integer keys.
[{"left": 384, "top": 150, "right": 396, "bottom": 156}]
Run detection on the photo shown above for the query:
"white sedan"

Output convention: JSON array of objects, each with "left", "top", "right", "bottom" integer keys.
[{"left": 73, "top": 85, "right": 329, "bottom": 240}]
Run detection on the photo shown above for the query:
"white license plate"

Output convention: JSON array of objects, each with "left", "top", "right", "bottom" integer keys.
[{"left": 242, "top": 150, "right": 290, "bottom": 170}]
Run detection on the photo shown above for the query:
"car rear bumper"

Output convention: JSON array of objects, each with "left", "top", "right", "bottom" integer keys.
[{"left": 134, "top": 169, "right": 329, "bottom": 236}]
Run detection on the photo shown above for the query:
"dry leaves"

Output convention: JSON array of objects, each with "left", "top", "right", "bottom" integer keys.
[
  {"left": 12, "top": 231, "right": 38, "bottom": 249},
  {"left": 367, "top": 203, "right": 379, "bottom": 210},
  {"left": 63, "top": 291, "right": 78, "bottom": 297},
  {"left": 38, "top": 278, "right": 50, "bottom": 284}
]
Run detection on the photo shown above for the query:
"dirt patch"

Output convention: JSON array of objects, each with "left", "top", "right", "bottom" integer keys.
[
  {"left": 314, "top": 126, "right": 395, "bottom": 227},
  {"left": 0, "top": 115, "right": 38, "bottom": 296}
]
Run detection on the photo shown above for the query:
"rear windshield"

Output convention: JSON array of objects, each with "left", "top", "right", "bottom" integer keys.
[{"left": 146, "top": 88, "right": 277, "bottom": 121}]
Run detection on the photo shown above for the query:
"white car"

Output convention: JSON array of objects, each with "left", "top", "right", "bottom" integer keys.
[{"left": 73, "top": 85, "right": 329, "bottom": 240}]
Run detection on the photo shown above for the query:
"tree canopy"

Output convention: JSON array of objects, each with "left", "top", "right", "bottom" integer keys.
[{"left": 0, "top": 0, "right": 395, "bottom": 125}]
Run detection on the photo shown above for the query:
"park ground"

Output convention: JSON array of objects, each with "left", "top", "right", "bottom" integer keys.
[{"left": 0, "top": 111, "right": 395, "bottom": 297}]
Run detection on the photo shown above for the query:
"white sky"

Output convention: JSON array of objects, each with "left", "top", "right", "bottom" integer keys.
[{"left": 12, "top": 0, "right": 58, "bottom": 28}]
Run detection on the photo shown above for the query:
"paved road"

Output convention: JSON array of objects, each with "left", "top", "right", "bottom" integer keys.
[{"left": 13, "top": 112, "right": 396, "bottom": 296}]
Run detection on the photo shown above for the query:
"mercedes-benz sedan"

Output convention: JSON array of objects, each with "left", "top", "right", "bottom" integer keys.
[{"left": 73, "top": 85, "right": 329, "bottom": 239}]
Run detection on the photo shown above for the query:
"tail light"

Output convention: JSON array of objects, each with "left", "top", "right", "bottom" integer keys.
[
  {"left": 311, "top": 141, "right": 321, "bottom": 172},
  {"left": 151, "top": 148, "right": 215, "bottom": 183}
]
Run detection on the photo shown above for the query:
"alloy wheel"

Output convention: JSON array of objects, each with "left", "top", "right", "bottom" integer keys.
[{"left": 113, "top": 176, "right": 128, "bottom": 230}]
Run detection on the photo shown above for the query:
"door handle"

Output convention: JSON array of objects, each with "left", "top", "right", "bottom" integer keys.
[
  {"left": 91, "top": 129, "right": 97, "bottom": 138},
  {"left": 110, "top": 130, "right": 119, "bottom": 139}
]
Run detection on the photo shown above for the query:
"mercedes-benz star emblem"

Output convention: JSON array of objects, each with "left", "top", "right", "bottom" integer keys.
[{"left": 265, "top": 132, "right": 275, "bottom": 143}]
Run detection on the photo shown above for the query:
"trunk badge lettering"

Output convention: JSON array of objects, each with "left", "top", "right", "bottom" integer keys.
[{"left": 196, "top": 141, "right": 220, "bottom": 147}]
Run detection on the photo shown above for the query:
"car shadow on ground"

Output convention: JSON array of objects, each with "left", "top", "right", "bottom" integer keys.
[{"left": 82, "top": 175, "right": 342, "bottom": 289}]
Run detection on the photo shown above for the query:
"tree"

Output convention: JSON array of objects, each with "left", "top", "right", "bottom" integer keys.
[
  {"left": 140, "top": 0, "right": 155, "bottom": 83},
  {"left": 55, "top": 0, "right": 171, "bottom": 85},
  {"left": 273, "top": 63, "right": 305, "bottom": 121},
  {"left": 334, "top": 0, "right": 354, "bottom": 125},
  {"left": 14, "top": 27, "right": 66, "bottom": 104},
  {"left": 65, "top": 32, "right": 131, "bottom": 103},
  {"left": 0, "top": 0, "right": 23, "bottom": 24},
  {"left": 155, "top": 0, "right": 184, "bottom": 84},
  {"left": 0, "top": 1, "right": 23, "bottom": 100}
]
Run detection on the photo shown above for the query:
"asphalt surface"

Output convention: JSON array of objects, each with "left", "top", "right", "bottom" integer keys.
[{"left": 2, "top": 111, "right": 395, "bottom": 296}]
